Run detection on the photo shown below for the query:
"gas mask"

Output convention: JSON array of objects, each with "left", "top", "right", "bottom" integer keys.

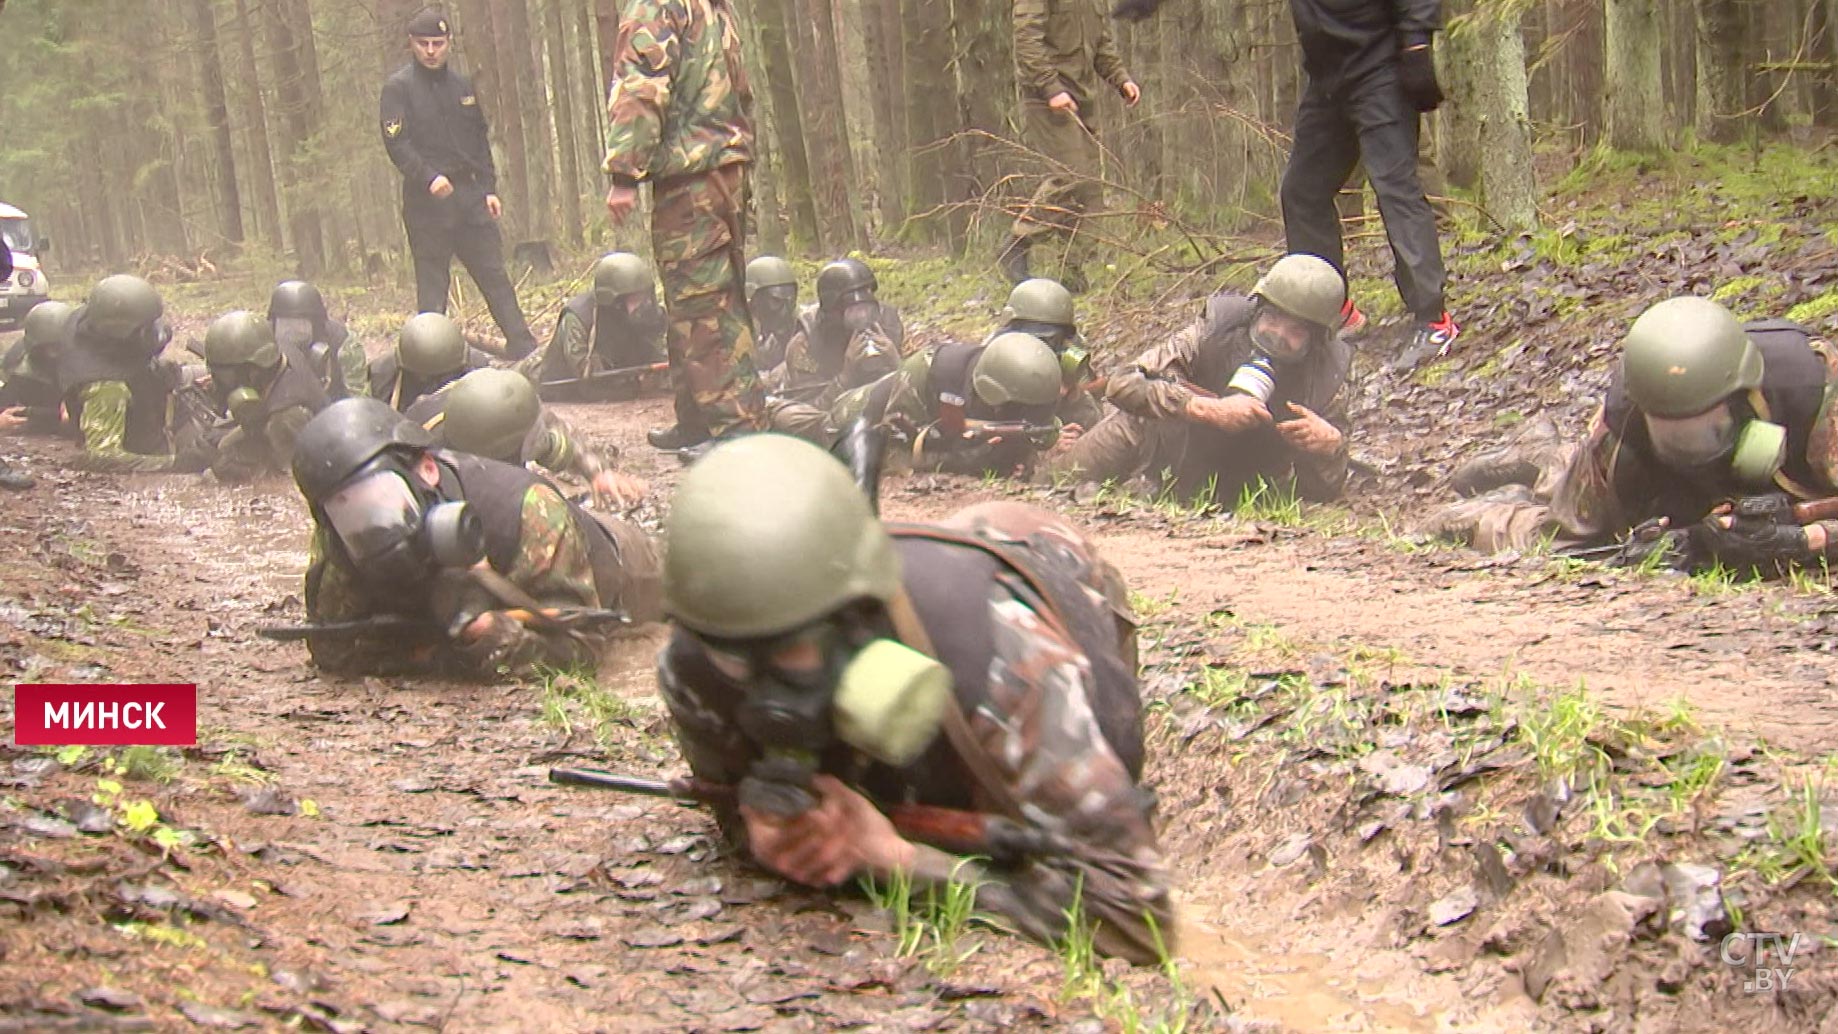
[
  {"left": 703, "top": 625, "right": 952, "bottom": 818},
  {"left": 826, "top": 290, "right": 880, "bottom": 335},
  {"left": 226, "top": 387, "right": 265, "bottom": 427},
  {"left": 1248, "top": 306, "right": 1315, "bottom": 366},
  {"left": 1226, "top": 353, "right": 1281, "bottom": 405},
  {"left": 752, "top": 285, "right": 798, "bottom": 329},
  {"left": 272, "top": 316, "right": 316, "bottom": 351},
  {"left": 1644, "top": 404, "right": 1786, "bottom": 488},
  {"left": 320, "top": 462, "right": 484, "bottom": 589},
  {"left": 619, "top": 294, "right": 667, "bottom": 342}
]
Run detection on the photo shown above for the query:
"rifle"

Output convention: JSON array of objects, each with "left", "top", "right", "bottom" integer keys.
[
  {"left": 537, "top": 361, "right": 671, "bottom": 403},
  {"left": 548, "top": 766, "right": 1073, "bottom": 861},
  {"left": 259, "top": 606, "right": 629, "bottom": 641},
  {"left": 1553, "top": 495, "right": 1838, "bottom": 571}
]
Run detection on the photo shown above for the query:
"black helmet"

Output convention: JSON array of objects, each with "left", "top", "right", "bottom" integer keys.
[
  {"left": 268, "top": 280, "right": 329, "bottom": 325},
  {"left": 815, "top": 258, "right": 877, "bottom": 312},
  {"left": 292, "top": 397, "right": 435, "bottom": 503}
]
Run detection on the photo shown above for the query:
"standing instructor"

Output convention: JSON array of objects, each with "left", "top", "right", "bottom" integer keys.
[
  {"left": 379, "top": 6, "right": 538, "bottom": 360},
  {"left": 602, "top": 0, "right": 767, "bottom": 455}
]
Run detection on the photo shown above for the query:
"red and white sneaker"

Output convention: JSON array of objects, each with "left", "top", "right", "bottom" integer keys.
[
  {"left": 1411, "top": 311, "right": 1461, "bottom": 359},
  {"left": 1339, "top": 297, "right": 1367, "bottom": 334}
]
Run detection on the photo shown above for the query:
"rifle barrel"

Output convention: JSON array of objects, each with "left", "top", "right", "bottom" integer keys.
[{"left": 548, "top": 767, "right": 701, "bottom": 800}]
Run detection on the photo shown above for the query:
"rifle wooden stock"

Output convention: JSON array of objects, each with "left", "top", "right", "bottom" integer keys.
[
  {"left": 1794, "top": 497, "right": 1838, "bottom": 524},
  {"left": 548, "top": 767, "right": 1067, "bottom": 860}
]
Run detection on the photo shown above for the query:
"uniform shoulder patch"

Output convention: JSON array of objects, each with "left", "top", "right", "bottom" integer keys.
[
  {"left": 383, "top": 118, "right": 403, "bottom": 138},
  {"left": 460, "top": 95, "right": 478, "bottom": 106}
]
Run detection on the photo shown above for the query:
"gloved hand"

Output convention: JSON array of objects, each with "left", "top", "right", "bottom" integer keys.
[
  {"left": 1727, "top": 492, "right": 1797, "bottom": 524},
  {"left": 1109, "top": 0, "right": 1165, "bottom": 22},
  {"left": 1690, "top": 515, "right": 1813, "bottom": 574},
  {"left": 1398, "top": 43, "right": 1444, "bottom": 113}
]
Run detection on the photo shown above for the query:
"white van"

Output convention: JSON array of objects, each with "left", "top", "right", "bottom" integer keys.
[{"left": 0, "top": 202, "right": 52, "bottom": 330}]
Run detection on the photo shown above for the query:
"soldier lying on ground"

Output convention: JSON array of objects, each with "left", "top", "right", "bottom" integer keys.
[
  {"left": 1040, "top": 253, "right": 1353, "bottom": 509},
  {"left": 57, "top": 274, "right": 210, "bottom": 474},
  {"left": 514, "top": 252, "right": 667, "bottom": 388},
  {"left": 986, "top": 277, "right": 1104, "bottom": 434},
  {"left": 199, "top": 310, "right": 330, "bottom": 483},
  {"left": 292, "top": 397, "right": 659, "bottom": 678},
  {"left": 269, "top": 280, "right": 369, "bottom": 400},
  {"left": 406, "top": 368, "right": 647, "bottom": 509},
  {"left": 1, "top": 299, "right": 72, "bottom": 436},
  {"left": 368, "top": 311, "right": 492, "bottom": 412},
  {"left": 1423, "top": 296, "right": 1838, "bottom": 578},
  {"left": 657, "top": 435, "right": 1172, "bottom": 963}
]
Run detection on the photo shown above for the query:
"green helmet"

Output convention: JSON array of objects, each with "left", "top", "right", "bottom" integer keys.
[
  {"left": 815, "top": 258, "right": 877, "bottom": 311},
  {"left": 664, "top": 434, "right": 901, "bottom": 639},
  {"left": 972, "top": 332, "right": 1062, "bottom": 408},
  {"left": 745, "top": 256, "right": 797, "bottom": 301},
  {"left": 1000, "top": 278, "right": 1076, "bottom": 329},
  {"left": 21, "top": 300, "right": 74, "bottom": 351},
  {"left": 592, "top": 252, "right": 653, "bottom": 304},
  {"left": 204, "top": 311, "right": 281, "bottom": 370},
  {"left": 441, "top": 368, "right": 540, "bottom": 461},
  {"left": 85, "top": 274, "right": 164, "bottom": 341},
  {"left": 291, "top": 396, "right": 434, "bottom": 503},
  {"left": 1621, "top": 296, "right": 1762, "bottom": 418},
  {"left": 1250, "top": 254, "right": 1346, "bottom": 331},
  {"left": 268, "top": 280, "right": 328, "bottom": 325},
  {"left": 396, "top": 312, "right": 467, "bottom": 377}
]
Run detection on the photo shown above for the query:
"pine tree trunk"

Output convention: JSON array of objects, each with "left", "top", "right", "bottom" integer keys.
[
  {"left": 858, "top": 0, "right": 908, "bottom": 232},
  {"left": 1604, "top": 0, "right": 1665, "bottom": 151},
  {"left": 1695, "top": 0, "right": 1746, "bottom": 141},
  {"left": 1814, "top": 0, "right": 1838, "bottom": 126},
  {"left": 1476, "top": 5, "right": 1537, "bottom": 231},
  {"left": 792, "top": 0, "right": 863, "bottom": 251},
  {"left": 189, "top": 0, "right": 245, "bottom": 245},
  {"left": 757, "top": 0, "right": 822, "bottom": 250},
  {"left": 478, "top": 0, "right": 530, "bottom": 240},
  {"left": 1438, "top": 1, "right": 1483, "bottom": 190},
  {"left": 902, "top": 0, "right": 959, "bottom": 248},
  {"left": 543, "top": 0, "right": 586, "bottom": 245},
  {"left": 578, "top": 1, "right": 608, "bottom": 210},
  {"left": 230, "top": 0, "right": 284, "bottom": 249},
  {"left": 262, "top": 0, "right": 328, "bottom": 274},
  {"left": 945, "top": 0, "right": 1008, "bottom": 248},
  {"left": 734, "top": 1, "right": 788, "bottom": 252},
  {"left": 516, "top": 0, "right": 558, "bottom": 242}
]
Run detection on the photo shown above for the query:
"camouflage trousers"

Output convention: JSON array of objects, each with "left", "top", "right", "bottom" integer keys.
[
  {"left": 763, "top": 397, "right": 834, "bottom": 445},
  {"left": 1037, "top": 406, "right": 1167, "bottom": 485},
  {"left": 1416, "top": 422, "right": 1576, "bottom": 551},
  {"left": 654, "top": 163, "right": 766, "bottom": 436},
  {"left": 1011, "top": 98, "right": 1105, "bottom": 273}
]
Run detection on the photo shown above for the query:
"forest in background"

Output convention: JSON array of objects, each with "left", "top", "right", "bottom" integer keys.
[{"left": 0, "top": 0, "right": 1834, "bottom": 281}]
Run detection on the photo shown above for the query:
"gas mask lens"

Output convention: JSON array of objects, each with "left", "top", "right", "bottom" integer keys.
[
  {"left": 323, "top": 470, "right": 422, "bottom": 564},
  {"left": 841, "top": 298, "right": 879, "bottom": 333},
  {"left": 1249, "top": 308, "right": 1312, "bottom": 364},
  {"left": 273, "top": 316, "right": 314, "bottom": 350},
  {"left": 1645, "top": 405, "right": 1740, "bottom": 468}
]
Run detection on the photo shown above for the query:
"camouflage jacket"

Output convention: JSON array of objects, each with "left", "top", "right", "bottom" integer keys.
[
  {"left": 772, "top": 303, "right": 903, "bottom": 407},
  {"left": 832, "top": 347, "right": 1061, "bottom": 477},
  {"left": 603, "top": 0, "right": 753, "bottom": 185},
  {"left": 407, "top": 389, "right": 616, "bottom": 487},
  {"left": 1106, "top": 292, "right": 1352, "bottom": 502},
  {"left": 304, "top": 480, "right": 608, "bottom": 678},
  {"left": 70, "top": 381, "right": 180, "bottom": 473},
  {"left": 658, "top": 503, "right": 1169, "bottom": 963},
  {"left": 1014, "top": 0, "right": 1130, "bottom": 103}
]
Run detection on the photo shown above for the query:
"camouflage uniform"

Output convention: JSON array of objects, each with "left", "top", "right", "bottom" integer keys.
[
  {"left": 405, "top": 385, "right": 621, "bottom": 489},
  {"left": 1043, "top": 291, "right": 1352, "bottom": 505},
  {"left": 1010, "top": 0, "right": 1132, "bottom": 274},
  {"left": 1424, "top": 327, "right": 1838, "bottom": 553},
  {"left": 603, "top": 0, "right": 765, "bottom": 436},
  {"left": 659, "top": 500, "right": 1170, "bottom": 963},
  {"left": 513, "top": 290, "right": 668, "bottom": 385},
  {"left": 57, "top": 311, "right": 198, "bottom": 473},
  {"left": 978, "top": 323, "right": 1103, "bottom": 430},
  {"left": 209, "top": 349, "right": 331, "bottom": 483},
  {"left": 771, "top": 302, "right": 905, "bottom": 407},
  {"left": 305, "top": 455, "right": 660, "bottom": 678},
  {"left": 366, "top": 345, "right": 493, "bottom": 412}
]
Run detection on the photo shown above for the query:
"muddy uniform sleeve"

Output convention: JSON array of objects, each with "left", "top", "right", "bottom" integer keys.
[
  {"left": 1546, "top": 406, "right": 1638, "bottom": 543},
  {"left": 450, "top": 484, "right": 608, "bottom": 677},
  {"left": 1056, "top": 387, "right": 1104, "bottom": 430},
  {"left": 602, "top": 0, "right": 682, "bottom": 183},
  {"left": 1104, "top": 316, "right": 1211, "bottom": 420},
  {"left": 303, "top": 527, "right": 441, "bottom": 675},
  {"left": 1013, "top": 0, "right": 1060, "bottom": 100},
  {"left": 337, "top": 341, "right": 371, "bottom": 400},
  {"left": 71, "top": 382, "right": 177, "bottom": 472},
  {"left": 263, "top": 405, "right": 315, "bottom": 476},
  {"left": 526, "top": 409, "right": 614, "bottom": 484},
  {"left": 955, "top": 585, "right": 1172, "bottom": 964}
]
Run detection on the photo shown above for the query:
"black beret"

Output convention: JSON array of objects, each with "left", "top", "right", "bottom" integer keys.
[{"left": 406, "top": 6, "right": 451, "bottom": 37}]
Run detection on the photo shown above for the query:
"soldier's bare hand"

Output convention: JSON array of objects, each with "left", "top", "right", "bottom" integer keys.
[
  {"left": 1276, "top": 403, "right": 1343, "bottom": 456},
  {"left": 1046, "top": 423, "right": 1083, "bottom": 458},
  {"left": 591, "top": 469, "right": 648, "bottom": 509},
  {"left": 429, "top": 174, "right": 454, "bottom": 199},
  {"left": 1186, "top": 394, "right": 1271, "bottom": 434},
  {"left": 604, "top": 183, "right": 639, "bottom": 223},
  {"left": 0, "top": 407, "right": 29, "bottom": 433},
  {"left": 1048, "top": 92, "right": 1080, "bottom": 117},
  {"left": 741, "top": 775, "right": 909, "bottom": 886},
  {"left": 484, "top": 194, "right": 503, "bottom": 220},
  {"left": 1120, "top": 81, "right": 1141, "bottom": 107}
]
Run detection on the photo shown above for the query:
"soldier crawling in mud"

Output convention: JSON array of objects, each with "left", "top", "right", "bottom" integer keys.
[
  {"left": 1042, "top": 253, "right": 1353, "bottom": 508},
  {"left": 268, "top": 280, "right": 370, "bottom": 400},
  {"left": 1423, "top": 296, "right": 1838, "bottom": 578},
  {"left": 290, "top": 397, "right": 660, "bottom": 678},
  {"left": 769, "top": 332, "right": 1067, "bottom": 480},
  {"left": 406, "top": 368, "right": 647, "bottom": 508},
  {"left": 1, "top": 299, "right": 72, "bottom": 435},
  {"left": 368, "top": 311, "right": 493, "bottom": 412},
  {"left": 57, "top": 274, "right": 211, "bottom": 474},
  {"left": 513, "top": 252, "right": 668, "bottom": 390},
  {"left": 197, "top": 310, "right": 330, "bottom": 483},
  {"left": 656, "top": 435, "right": 1171, "bottom": 963},
  {"left": 987, "top": 277, "right": 1105, "bottom": 434},
  {"left": 771, "top": 258, "right": 904, "bottom": 406}
]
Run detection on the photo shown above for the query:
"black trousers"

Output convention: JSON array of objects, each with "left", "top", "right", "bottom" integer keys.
[
  {"left": 401, "top": 183, "right": 538, "bottom": 358},
  {"left": 1279, "top": 71, "right": 1447, "bottom": 322}
]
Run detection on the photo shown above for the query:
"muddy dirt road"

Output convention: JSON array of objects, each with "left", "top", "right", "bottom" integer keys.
[{"left": 3, "top": 387, "right": 1836, "bottom": 1033}]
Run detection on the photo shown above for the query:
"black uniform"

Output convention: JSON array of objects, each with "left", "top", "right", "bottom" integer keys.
[
  {"left": 1279, "top": 0, "right": 1447, "bottom": 323},
  {"left": 378, "top": 61, "right": 538, "bottom": 358}
]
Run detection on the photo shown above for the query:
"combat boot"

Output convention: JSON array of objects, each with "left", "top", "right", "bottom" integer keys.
[
  {"left": 1448, "top": 417, "right": 1563, "bottom": 497},
  {"left": 647, "top": 423, "right": 710, "bottom": 451}
]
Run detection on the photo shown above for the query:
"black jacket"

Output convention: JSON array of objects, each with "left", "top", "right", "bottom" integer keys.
[
  {"left": 378, "top": 62, "right": 497, "bottom": 196},
  {"left": 1290, "top": 0, "right": 1441, "bottom": 91}
]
